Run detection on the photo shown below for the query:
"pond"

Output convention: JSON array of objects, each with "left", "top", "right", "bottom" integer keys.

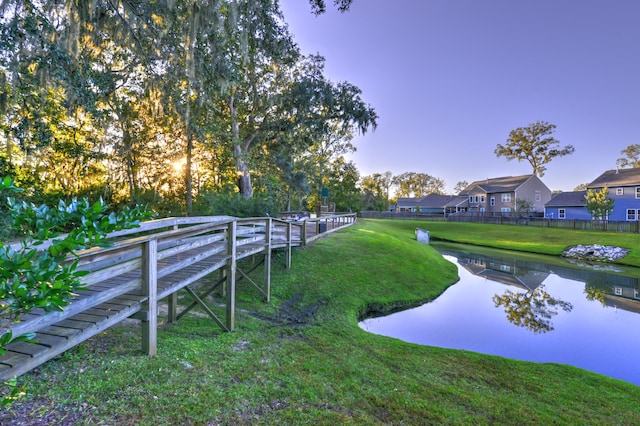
[{"left": 359, "top": 242, "right": 640, "bottom": 387}]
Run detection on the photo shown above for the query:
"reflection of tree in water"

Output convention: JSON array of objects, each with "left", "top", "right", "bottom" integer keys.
[
  {"left": 584, "top": 286, "right": 608, "bottom": 307},
  {"left": 492, "top": 285, "right": 573, "bottom": 334}
]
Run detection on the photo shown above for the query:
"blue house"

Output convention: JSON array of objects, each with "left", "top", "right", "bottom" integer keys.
[
  {"left": 546, "top": 168, "right": 640, "bottom": 221},
  {"left": 544, "top": 191, "right": 590, "bottom": 220},
  {"left": 587, "top": 168, "right": 640, "bottom": 221}
]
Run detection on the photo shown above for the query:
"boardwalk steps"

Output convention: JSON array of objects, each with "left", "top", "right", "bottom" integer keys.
[{"left": 0, "top": 214, "right": 356, "bottom": 380}]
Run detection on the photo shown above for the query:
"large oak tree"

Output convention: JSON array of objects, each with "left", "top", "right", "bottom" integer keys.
[{"left": 495, "top": 121, "right": 574, "bottom": 177}]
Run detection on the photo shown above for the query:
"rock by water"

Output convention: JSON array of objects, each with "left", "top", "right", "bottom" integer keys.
[{"left": 562, "top": 244, "right": 628, "bottom": 262}]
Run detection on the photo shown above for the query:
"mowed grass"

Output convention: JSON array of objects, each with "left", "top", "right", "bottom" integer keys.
[
  {"left": 3, "top": 219, "right": 640, "bottom": 425},
  {"left": 380, "top": 219, "right": 640, "bottom": 266}
]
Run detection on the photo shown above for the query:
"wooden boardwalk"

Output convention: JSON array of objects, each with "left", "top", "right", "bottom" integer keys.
[{"left": 0, "top": 214, "right": 356, "bottom": 380}]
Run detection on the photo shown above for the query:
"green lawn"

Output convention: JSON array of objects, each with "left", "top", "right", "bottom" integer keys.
[
  {"left": 390, "top": 219, "right": 640, "bottom": 266},
  {"left": 2, "top": 218, "right": 639, "bottom": 425}
]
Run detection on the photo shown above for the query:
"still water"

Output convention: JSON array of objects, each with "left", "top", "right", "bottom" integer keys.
[{"left": 359, "top": 242, "right": 640, "bottom": 386}]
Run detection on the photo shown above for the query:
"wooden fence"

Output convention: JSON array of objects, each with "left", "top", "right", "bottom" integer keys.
[
  {"left": 0, "top": 213, "right": 357, "bottom": 380},
  {"left": 359, "top": 211, "right": 640, "bottom": 233}
]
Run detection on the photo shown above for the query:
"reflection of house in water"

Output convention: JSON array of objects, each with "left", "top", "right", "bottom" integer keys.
[
  {"left": 448, "top": 252, "right": 549, "bottom": 292},
  {"left": 440, "top": 245, "right": 640, "bottom": 306},
  {"left": 551, "top": 266, "right": 640, "bottom": 309}
]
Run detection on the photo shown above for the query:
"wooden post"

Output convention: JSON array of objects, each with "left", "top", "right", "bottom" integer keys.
[
  {"left": 167, "top": 293, "right": 177, "bottom": 324},
  {"left": 301, "top": 220, "right": 307, "bottom": 245},
  {"left": 225, "top": 220, "right": 237, "bottom": 332},
  {"left": 285, "top": 221, "right": 292, "bottom": 269},
  {"left": 142, "top": 238, "right": 158, "bottom": 356},
  {"left": 264, "top": 218, "right": 272, "bottom": 302}
]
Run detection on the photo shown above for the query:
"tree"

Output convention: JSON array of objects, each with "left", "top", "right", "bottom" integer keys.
[
  {"left": 308, "top": 0, "right": 354, "bottom": 14},
  {"left": 515, "top": 198, "right": 534, "bottom": 213},
  {"left": 454, "top": 180, "right": 469, "bottom": 194},
  {"left": 393, "top": 172, "right": 445, "bottom": 198},
  {"left": 616, "top": 144, "right": 640, "bottom": 168},
  {"left": 573, "top": 183, "right": 589, "bottom": 191},
  {"left": 585, "top": 186, "right": 614, "bottom": 220},
  {"left": 360, "top": 173, "right": 389, "bottom": 211},
  {"left": 495, "top": 121, "right": 575, "bottom": 177}
]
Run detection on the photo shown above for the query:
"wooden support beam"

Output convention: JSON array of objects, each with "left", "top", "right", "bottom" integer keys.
[
  {"left": 264, "top": 218, "right": 272, "bottom": 302},
  {"left": 225, "top": 221, "right": 237, "bottom": 332},
  {"left": 182, "top": 287, "right": 228, "bottom": 332},
  {"left": 142, "top": 239, "right": 158, "bottom": 356},
  {"left": 167, "top": 293, "right": 177, "bottom": 324},
  {"left": 285, "top": 222, "right": 292, "bottom": 269},
  {"left": 176, "top": 276, "right": 224, "bottom": 320}
]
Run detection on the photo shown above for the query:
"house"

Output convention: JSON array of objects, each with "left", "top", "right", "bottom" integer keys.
[
  {"left": 544, "top": 191, "right": 590, "bottom": 220},
  {"left": 395, "top": 197, "right": 422, "bottom": 212},
  {"left": 458, "top": 174, "right": 552, "bottom": 214},
  {"left": 420, "top": 194, "right": 468, "bottom": 215},
  {"left": 395, "top": 194, "right": 468, "bottom": 214},
  {"left": 585, "top": 168, "right": 640, "bottom": 221}
]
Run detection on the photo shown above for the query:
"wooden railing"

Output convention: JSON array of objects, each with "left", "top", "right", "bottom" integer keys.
[{"left": 0, "top": 214, "right": 356, "bottom": 380}]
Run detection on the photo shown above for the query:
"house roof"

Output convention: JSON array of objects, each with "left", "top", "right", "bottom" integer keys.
[
  {"left": 545, "top": 191, "right": 587, "bottom": 207},
  {"left": 588, "top": 168, "right": 640, "bottom": 188},
  {"left": 420, "top": 194, "right": 460, "bottom": 208},
  {"left": 444, "top": 196, "right": 469, "bottom": 207},
  {"left": 396, "top": 197, "right": 422, "bottom": 207},
  {"left": 395, "top": 194, "right": 468, "bottom": 209},
  {"left": 459, "top": 174, "right": 534, "bottom": 195}
]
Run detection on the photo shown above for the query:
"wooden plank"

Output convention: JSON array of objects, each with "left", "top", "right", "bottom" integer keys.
[
  {"left": 156, "top": 243, "right": 227, "bottom": 280},
  {"left": 0, "top": 300, "right": 142, "bottom": 380},
  {"left": 156, "top": 257, "right": 228, "bottom": 300},
  {"left": 32, "top": 333, "right": 68, "bottom": 347},
  {"left": 67, "top": 313, "right": 105, "bottom": 324},
  {"left": 7, "top": 288, "right": 134, "bottom": 338},
  {"left": 0, "top": 351, "right": 31, "bottom": 368},
  {"left": 55, "top": 319, "right": 97, "bottom": 331},
  {"left": 38, "top": 325, "right": 80, "bottom": 339},
  {"left": 5, "top": 341, "right": 49, "bottom": 357}
]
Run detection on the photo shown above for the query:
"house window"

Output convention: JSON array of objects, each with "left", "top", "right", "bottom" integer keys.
[
  {"left": 559, "top": 209, "right": 566, "bottom": 219},
  {"left": 501, "top": 194, "right": 511, "bottom": 202},
  {"left": 480, "top": 196, "right": 485, "bottom": 202},
  {"left": 535, "top": 193, "right": 541, "bottom": 201},
  {"left": 635, "top": 290, "right": 640, "bottom": 300},
  {"left": 617, "top": 188, "right": 624, "bottom": 195},
  {"left": 490, "top": 197, "right": 495, "bottom": 206},
  {"left": 501, "top": 207, "right": 511, "bottom": 213},
  {"left": 469, "top": 196, "right": 473, "bottom": 203},
  {"left": 615, "top": 287, "right": 623, "bottom": 296},
  {"left": 480, "top": 207, "right": 485, "bottom": 212},
  {"left": 636, "top": 188, "right": 640, "bottom": 199},
  {"left": 474, "top": 196, "right": 479, "bottom": 203},
  {"left": 627, "top": 209, "right": 638, "bottom": 221}
]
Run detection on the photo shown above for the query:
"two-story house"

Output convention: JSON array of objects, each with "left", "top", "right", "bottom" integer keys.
[
  {"left": 584, "top": 168, "right": 640, "bottom": 221},
  {"left": 458, "top": 175, "right": 552, "bottom": 214}
]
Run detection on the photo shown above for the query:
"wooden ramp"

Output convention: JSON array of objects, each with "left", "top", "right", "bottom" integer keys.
[{"left": 0, "top": 214, "right": 356, "bottom": 380}]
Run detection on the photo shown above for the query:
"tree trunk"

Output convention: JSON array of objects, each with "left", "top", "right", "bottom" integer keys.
[
  {"left": 185, "top": 130, "right": 193, "bottom": 215},
  {"left": 229, "top": 92, "right": 253, "bottom": 198}
]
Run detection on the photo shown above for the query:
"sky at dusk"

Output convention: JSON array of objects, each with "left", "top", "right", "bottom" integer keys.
[{"left": 279, "top": 0, "right": 640, "bottom": 194}]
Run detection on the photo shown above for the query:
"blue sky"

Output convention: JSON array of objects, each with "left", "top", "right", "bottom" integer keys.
[{"left": 279, "top": 0, "right": 640, "bottom": 194}]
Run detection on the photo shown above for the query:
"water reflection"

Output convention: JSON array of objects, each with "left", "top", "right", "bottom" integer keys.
[
  {"left": 359, "top": 242, "right": 640, "bottom": 386},
  {"left": 493, "top": 286, "right": 573, "bottom": 334}
]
